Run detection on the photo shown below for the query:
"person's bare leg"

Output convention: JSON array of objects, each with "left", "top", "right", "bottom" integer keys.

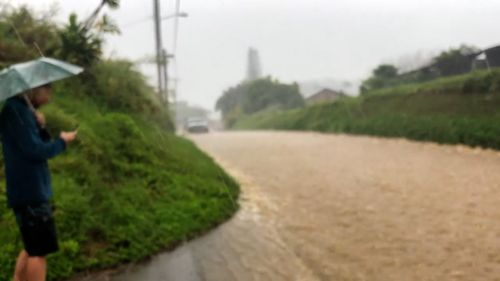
[
  {"left": 26, "top": 257, "right": 46, "bottom": 281},
  {"left": 12, "top": 250, "right": 28, "bottom": 281}
]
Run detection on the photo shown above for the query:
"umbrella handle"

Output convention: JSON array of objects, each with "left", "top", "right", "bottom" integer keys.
[
  {"left": 22, "top": 94, "right": 36, "bottom": 113},
  {"left": 22, "top": 94, "right": 46, "bottom": 129}
]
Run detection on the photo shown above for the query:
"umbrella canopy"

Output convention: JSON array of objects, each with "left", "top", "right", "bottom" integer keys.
[{"left": 0, "top": 57, "right": 83, "bottom": 102}]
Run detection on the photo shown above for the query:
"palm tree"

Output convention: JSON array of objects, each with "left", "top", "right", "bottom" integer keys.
[{"left": 84, "top": 0, "right": 120, "bottom": 30}]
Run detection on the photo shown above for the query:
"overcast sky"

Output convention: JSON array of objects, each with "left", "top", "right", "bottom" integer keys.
[{"left": 15, "top": 0, "right": 500, "bottom": 110}]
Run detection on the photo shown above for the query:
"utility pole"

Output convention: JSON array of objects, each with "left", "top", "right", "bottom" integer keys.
[
  {"left": 153, "top": 0, "right": 164, "bottom": 103},
  {"left": 162, "top": 49, "right": 174, "bottom": 104}
]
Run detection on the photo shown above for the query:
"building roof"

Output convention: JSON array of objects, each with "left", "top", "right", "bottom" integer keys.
[{"left": 306, "top": 88, "right": 345, "bottom": 102}]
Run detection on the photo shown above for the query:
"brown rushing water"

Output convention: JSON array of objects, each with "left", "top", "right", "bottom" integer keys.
[{"left": 71, "top": 131, "right": 500, "bottom": 281}]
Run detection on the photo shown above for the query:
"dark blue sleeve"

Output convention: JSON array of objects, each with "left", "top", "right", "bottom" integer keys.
[{"left": 6, "top": 105, "right": 66, "bottom": 161}]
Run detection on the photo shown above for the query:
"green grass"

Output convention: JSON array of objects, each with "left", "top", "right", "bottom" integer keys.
[
  {"left": 234, "top": 69, "right": 500, "bottom": 149},
  {"left": 0, "top": 67, "right": 239, "bottom": 280}
]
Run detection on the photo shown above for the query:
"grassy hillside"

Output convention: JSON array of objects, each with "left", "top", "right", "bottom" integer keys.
[
  {"left": 0, "top": 61, "right": 240, "bottom": 280},
  {"left": 234, "top": 69, "right": 500, "bottom": 149}
]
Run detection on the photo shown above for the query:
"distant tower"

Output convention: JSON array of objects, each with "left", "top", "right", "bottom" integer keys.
[{"left": 246, "top": 47, "right": 262, "bottom": 81}]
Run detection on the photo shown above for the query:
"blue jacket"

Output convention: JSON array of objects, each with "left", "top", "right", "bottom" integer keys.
[{"left": 0, "top": 96, "right": 66, "bottom": 208}]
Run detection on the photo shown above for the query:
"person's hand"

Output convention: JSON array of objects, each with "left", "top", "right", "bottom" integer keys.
[
  {"left": 60, "top": 130, "right": 78, "bottom": 144},
  {"left": 35, "top": 111, "right": 46, "bottom": 128}
]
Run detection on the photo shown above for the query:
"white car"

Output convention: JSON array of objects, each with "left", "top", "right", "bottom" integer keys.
[{"left": 185, "top": 118, "right": 210, "bottom": 133}]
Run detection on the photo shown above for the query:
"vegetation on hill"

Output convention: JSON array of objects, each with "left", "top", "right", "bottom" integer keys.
[
  {"left": 0, "top": 4, "right": 239, "bottom": 280},
  {"left": 234, "top": 69, "right": 500, "bottom": 150}
]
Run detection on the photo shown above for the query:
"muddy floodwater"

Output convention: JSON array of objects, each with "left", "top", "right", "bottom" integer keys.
[{"left": 72, "top": 131, "right": 500, "bottom": 281}]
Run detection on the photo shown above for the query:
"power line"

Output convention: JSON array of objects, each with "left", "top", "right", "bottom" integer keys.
[{"left": 121, "top": 15, "right": 152, "bottom": 28}]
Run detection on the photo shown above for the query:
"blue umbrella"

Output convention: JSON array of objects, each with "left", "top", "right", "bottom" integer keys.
[{"left": 0, "top": 57, "right": 84, "bottom": 102}]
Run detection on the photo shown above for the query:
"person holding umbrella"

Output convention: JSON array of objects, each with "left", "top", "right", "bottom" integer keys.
[{"left": 0, "top": 57, "right": 82, "bottom": 281}]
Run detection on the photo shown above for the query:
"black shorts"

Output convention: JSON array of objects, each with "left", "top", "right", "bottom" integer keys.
[{"left": 13, "top": 202, "right": 59, "bottom": 257}]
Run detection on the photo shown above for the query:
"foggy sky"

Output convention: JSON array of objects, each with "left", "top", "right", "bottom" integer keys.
[{"left": 15, "top": 0, "right": 500, "bottom": 110}]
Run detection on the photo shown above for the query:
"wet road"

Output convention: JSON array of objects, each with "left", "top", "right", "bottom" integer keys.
[{"left": 74, "top": 131, "right": 500, "bottom": 281}]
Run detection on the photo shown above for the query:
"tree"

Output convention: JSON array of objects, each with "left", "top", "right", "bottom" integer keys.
[
  {"left": 216, "top": 77, "right": 305, "bottom": 127},
  {"left": 215, "top": 84, "right": 246, "bottom": 121},
  {"left": 241, "top": 78, "right": 304, "bottom": 114},
  {"left": 0, "top": 3, "right": 120, "bottom": 69},
  {"left": 359, "top": 44, "right": 483, "bottom": 95},
  {"left": 373, "top": 64, "right": 398, "bottom": 79},
  {"left": 0, "top": 5, "right": 60, "bottom": 67},
  {"left": 58, "top": 14, "right": 103, "bottom": 67},
  {"left": 433, "top": 45, "right": 480, "bottom": 77},
  {"left": 84, "top": 0, "right": 120, "bottom": 30},
  {"left": 58, "top": 9, "right": 121, "bottom": 67},
  {"left": 360, "top": 64, "right": 399, "bottom": 94}
]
